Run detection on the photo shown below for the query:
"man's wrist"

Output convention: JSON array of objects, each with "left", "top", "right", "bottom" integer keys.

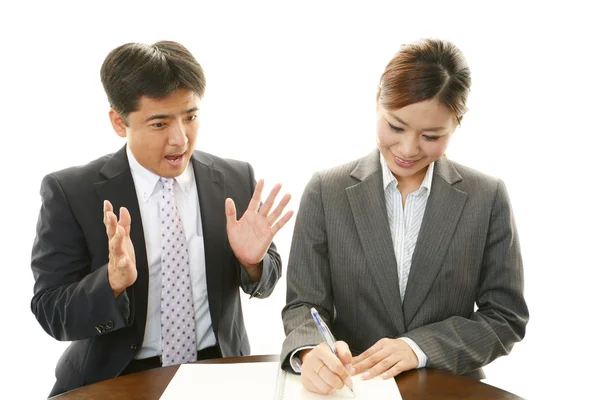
[{"left": 241, "top": 260, "right": 263, "bottom": 282}]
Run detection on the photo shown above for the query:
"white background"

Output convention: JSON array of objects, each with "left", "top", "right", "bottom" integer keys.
[{"left": 1, "top": 1, "right": 598, "bottom": 399}]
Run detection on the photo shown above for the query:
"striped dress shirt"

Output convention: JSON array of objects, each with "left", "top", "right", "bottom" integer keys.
[{"left": 380, "top": 153, "right": 433, "bottom": 368}]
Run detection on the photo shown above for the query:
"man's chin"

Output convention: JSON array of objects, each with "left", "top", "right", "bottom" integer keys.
[{"left": 159, "top": 160, "right": 189, "bottom": 177}]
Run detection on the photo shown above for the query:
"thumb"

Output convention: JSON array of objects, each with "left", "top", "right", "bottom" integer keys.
[
  {"left": 225, "top": 198, "right": 237, "bottom": 226},
  {"left": 335, "top": 341, "right": 353, "bottom": 368}
]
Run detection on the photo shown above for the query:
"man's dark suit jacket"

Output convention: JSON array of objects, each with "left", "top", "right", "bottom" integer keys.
[{"left": 30, "top": 146, "right": 282, "bottom": 394}]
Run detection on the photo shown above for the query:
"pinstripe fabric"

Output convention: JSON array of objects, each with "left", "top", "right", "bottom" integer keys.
[
  {"left": 380, "top": 154, "right": 434, "bottom": 300},
  {"left": 281, "top": 149, "right": 528, "bottom": 379}
]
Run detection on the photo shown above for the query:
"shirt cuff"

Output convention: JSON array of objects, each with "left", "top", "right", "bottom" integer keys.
[
  {"left": 399, "top": 337, "right": 428, "bottom": 368},
  {"left": 289, "top": 346, "right": 316, "bottom": 373}
]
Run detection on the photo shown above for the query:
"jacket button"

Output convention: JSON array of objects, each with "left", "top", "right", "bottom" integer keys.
[
  {"left": 95, "top": 325, "right": 105, "bottom": 334},
  {"left": 131, "top": 344, "right": 138, "bottom": 352},
  {"left": 105, "top": 320, "right": 114, "bottom": 329}
]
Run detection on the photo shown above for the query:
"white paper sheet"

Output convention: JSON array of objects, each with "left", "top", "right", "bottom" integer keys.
[
  {"left": 160, "top": 362, "right": 279, "bottom": 400},
  {"left": 160, "top": 361, "right": 402, "bottom": 400}
]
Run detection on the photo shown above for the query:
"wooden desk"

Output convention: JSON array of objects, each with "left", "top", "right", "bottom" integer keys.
[{"left": 52, "top": 355, "right": 524, "bottom": 399}]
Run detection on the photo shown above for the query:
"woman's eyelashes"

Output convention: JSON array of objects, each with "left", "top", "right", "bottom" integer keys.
[
  {"left": 388, "top": 122, "right": 404, "bottom": 132},
  {"left": 388, "top": 122, "right": 441, "bottom": 141}
]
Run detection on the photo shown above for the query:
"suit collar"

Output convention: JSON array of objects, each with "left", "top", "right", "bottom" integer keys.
[
  {"left": 99, "top": 145, "right": 130, "bottom": 180},
  {"left": 190, "top": 151, "right": 226, "bottom": 337},
  {"left": 347, "top": 151, "right": 468, "bottom": 331},
  {"left": 346, "top": 150, "right": 406, "bottom": 334},
  {"left": 402, "top": 156, "right": 467, "bottom": 326},
  {"left": 433, "top": 155, "right": 463, "bottom": 186},
  {"left": 350, "top": 149, "right": 380, "bottom": 182},
  {"left": 95, "top": 145, "right": 149, "bottom": 337}
]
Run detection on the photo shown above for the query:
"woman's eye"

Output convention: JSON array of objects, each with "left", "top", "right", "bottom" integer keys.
[{"left": 388, "top": 123, "right": 404, "bottom": 132}]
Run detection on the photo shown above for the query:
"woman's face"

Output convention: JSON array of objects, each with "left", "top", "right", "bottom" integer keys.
[{"left": 376, "top": 98, "right": 458, "bottom": 185}]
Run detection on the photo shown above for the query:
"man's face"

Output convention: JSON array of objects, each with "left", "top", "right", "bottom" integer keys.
[{"left": 110, "top": 88, "right": 200, "bottom": 177}]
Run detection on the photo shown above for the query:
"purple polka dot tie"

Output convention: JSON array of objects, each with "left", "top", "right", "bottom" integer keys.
[{"left": 159, "top": 178, "right": 197, "bottom": 367}]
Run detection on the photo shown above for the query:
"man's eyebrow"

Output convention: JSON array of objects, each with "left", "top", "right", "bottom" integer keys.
[
  {"left": 144, "top": 107, "right": 199, "bottom": 123},
  {"left": 145, "top": 114, "right": 170, "bottom": 122}
]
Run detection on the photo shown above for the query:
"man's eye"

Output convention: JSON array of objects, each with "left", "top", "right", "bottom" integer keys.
[
  {"left": 423, "top": 135, "right": 440, "bottom": 141},
  {"left": 152, "top": 122, "right": 166, "bottom": 128},
  {"left": 186, "top": 115, "right": 197, "bottom": 122}
]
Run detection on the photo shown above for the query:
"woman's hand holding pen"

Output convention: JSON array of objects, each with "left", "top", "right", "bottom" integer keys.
[
  {"left": 352, "top": 338, "right": 418, "bottom": 380},
  {"left": 299, "top": 342, "right": 354, "bottom": 395}
]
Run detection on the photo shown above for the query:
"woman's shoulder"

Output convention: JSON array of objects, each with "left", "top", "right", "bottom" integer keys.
[
  {"left": 313, "top": 150, "right": 379, "bottom": 184},
  {"left": 442, "top": 157, "right": 503, "bottom": 194}
]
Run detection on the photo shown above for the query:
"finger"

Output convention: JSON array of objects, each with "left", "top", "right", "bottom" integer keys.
[
  {"left": 301, "top": 375, "right": 331, "bottom": 395},
  {"left": 300, "top": 347, "right": 337, "bottom": 395},
  {"left": 316, "top": 364, "right": 345, "bottom": 391},
  {"left": 266, "top": 192, "right": 292, "bottom": 225},
  {"left": 335, "top": 341, "right": 355, "bottom": 375},
  {"left": 362, "top": 353, "right": 399, "bottom": 380},
  {"left": 352, "top": 342, "right": 378, "bottom": 365},
  {"left": 225, "top": 198, "right": 237, "bottom": 226},
  {"left": 270, "top": 210, "right": 294, "bottom": 236},
  {"left": 316, "top": 344, "right": 351, "bottom": 386},
  {"left": 116, "top": 254, "right": 130, "bottom": 270},
  {"left": 104, "top": 200, "right": 113, "bottom": 214},
  {"left": 353, "top": 347, "right": 386, "bottom": 375},
  {"left": 110, "top": 224, "right": 126, "bottom": 258},
  {"left": 303, "top": 370, "right": 334, "bottom": 395},
  {"left": 258, "top": 183, "right": 282, "bottom": 217},
  {"left": 105, "top": 210, "right": 118, "bottom": 239},
  {"left": 118, "top": 207, "right": 132, "bottom": 236},
  {"left": 247, "top": 179, "right": 264, "bottom": 213},
  {"left": 381, "top": 360, "right": 412, "bottom": 380}
]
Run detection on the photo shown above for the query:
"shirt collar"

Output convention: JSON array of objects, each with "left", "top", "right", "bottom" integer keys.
[
  {"left": 126, "top": 146, "right": 195, "bottom": 202},
  {"left": 379, "top": 152, "right": 435, "bottom": 194}
]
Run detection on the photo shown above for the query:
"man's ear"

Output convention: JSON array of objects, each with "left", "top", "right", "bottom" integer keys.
[{"left": 109, "top": 109, "right": 127, "bottom": 138}]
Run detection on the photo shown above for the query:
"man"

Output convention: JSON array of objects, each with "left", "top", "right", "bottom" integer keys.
[{"left": 30, "top": 41, "right": 293, "bottom": 397}]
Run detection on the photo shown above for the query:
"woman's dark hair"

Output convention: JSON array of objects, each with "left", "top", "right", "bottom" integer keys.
[{"left": 377, "top": 38, "right": 471, "bottom": 123}]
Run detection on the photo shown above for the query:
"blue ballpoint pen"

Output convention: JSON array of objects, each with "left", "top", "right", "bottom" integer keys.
[{"left": 310, "top": 307, "right": 355, "bottom": 397}]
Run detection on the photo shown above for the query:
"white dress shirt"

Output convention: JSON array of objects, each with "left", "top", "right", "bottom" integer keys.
[
  {"left": 127, "top": 147, "right": 216, "bottom": 359},
  {"left": 380, "top": 153, "right": 431, "bottom": 368}
]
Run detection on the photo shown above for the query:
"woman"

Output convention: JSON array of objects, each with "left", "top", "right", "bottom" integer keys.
[{"left": 280, "top": 38, "right": 529, "bottom": 395}]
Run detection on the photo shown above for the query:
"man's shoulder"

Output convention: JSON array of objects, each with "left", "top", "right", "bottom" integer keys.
[
  {"left": 192, "top": 150, "right": 250, "bottom": 175},
  {"left": 44, "top": 153, "right": 115, "bottom": 185}
]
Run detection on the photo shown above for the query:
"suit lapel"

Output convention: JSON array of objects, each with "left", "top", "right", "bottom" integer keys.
[
  {"left": 402, "top": 157, "right": 467, "bottom": 327},
  {"left": 191, "top": 151, "right": 226, "bottom": 338},
  {"left": 346, "top": 150, "right": 406, "bottom": 335},
  {"left": 94, "top": 145, "right": 149, "bottom": 335}
]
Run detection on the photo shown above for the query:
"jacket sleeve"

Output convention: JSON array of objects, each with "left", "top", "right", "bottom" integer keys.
[
  {"left": 30, "top": 173, "right": 132, "bottom": 341},
  {"left": 403, "top": 180, "right": 529, "bottom": 375},
  {"left": 280, "top": 173, "right": 331, "bottom": 369}
]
